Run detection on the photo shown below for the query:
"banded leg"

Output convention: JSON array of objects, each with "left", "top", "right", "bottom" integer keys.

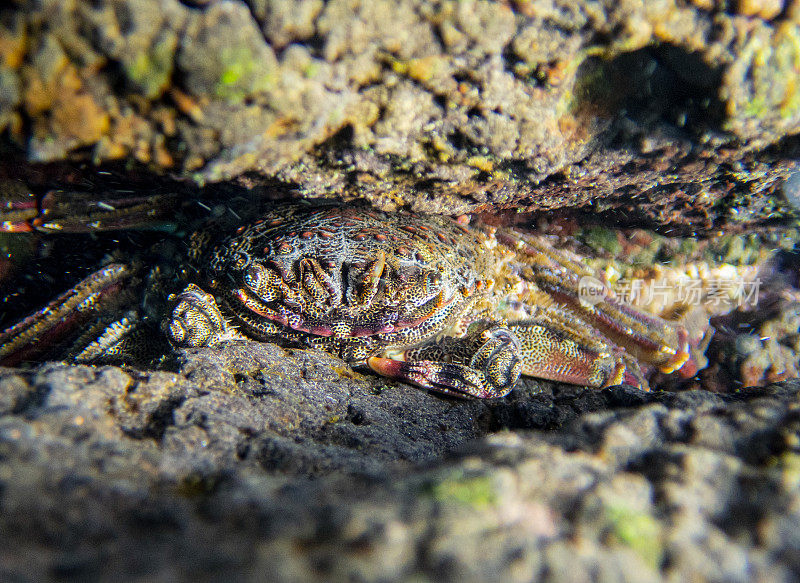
[
  {"left": 497, "top": 230, "right": 690, "bottom": 375},
  {"left": 508, "top": 308, "right": 643, "bottom": 389},
  {"left": 0, "top": 264, "right": 133, "bottom": 366}
]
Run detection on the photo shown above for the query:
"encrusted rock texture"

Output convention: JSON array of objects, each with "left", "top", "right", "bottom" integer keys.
[
  {"left": 4, "top": 2, "right": 800, "bottom": 581},
  {"left": 2, "top": 341, "right": 800, "bottom": 581},
  {"left": 1, "top": 0, "right": 800, "bottom": 224}
]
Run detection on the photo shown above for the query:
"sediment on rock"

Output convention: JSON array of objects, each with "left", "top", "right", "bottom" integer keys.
[{"left": 0, "top": 1, "right": 798, "bottom": 223}]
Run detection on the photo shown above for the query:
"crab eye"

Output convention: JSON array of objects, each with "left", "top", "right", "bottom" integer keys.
[
  {"left": 244, "top": 263, "right": 266, "bottom": 290},
  {"left": 425, "top": 271, "right": 441, "bottom": 289},
  {"left": 493, "top": 330, "right": 513, "bottom": 343}
]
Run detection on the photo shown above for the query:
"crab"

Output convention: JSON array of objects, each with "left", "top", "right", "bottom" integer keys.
[
  {"left": 163, "top": 204, "right": 690, "bottom": 398},
  {"left": 0, "top": 195, "right": 691, "bottom": 398}
]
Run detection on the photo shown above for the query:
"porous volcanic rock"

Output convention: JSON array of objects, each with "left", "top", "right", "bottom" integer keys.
[
  {"left": 0, "top": 1, "right": 799, "bottom": 224},
  {"left": 1, "top": 340, "right": 799, "bottom": 581}
]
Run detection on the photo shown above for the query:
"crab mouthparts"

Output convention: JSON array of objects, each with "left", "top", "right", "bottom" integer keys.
[{"left": 232, "top": 287, "right": 457, "bottom": 339}]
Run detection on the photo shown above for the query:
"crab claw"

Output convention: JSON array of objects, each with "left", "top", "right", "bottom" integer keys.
[
  {"left": 368, "top": 326, "right": 522, "bottom": 399},
  {"left": 168, "top": 284, "right": 240, "bottom": 348}
]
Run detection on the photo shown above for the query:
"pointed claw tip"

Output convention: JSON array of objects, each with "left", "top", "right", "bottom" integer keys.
[
  {"left": 658, "top": 327, "right": 691, "bottom": 374},
  {"left": 367, "top": 356, "right": 404, "bottom": 377},
  {"left": 659, "top": 350, "right": 690, "bottom": 375},
  {"left": 623, "top": 370, "right": 646, "bottom": 390},
  {"left": 600, "top": 362, "right": 629, "bottom": 389}
]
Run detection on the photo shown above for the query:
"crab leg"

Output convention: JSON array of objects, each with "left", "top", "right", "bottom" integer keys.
[
  {"left": 497, "top": 230, "right": 690, "bottom": 375},
  {"left": 0, "top": 191, "right": 183, "bottom": 233},
  {"left": 349, "top": 250, "right": 386, "bottom": 306},
  {"left": 369, "top": 309, "right": 643, "bottom": 398},
  {"left": 508, "top": 312, "right": 642, "bottom": 388},
  {"left": 300, "top": 257, "right": 341, "bottom": 306},
  {"left": 0, "top": 197, "right": 38, "bottom": 232},
  {"left": 0, "top": 264, "right": 133, "bottom": 366}
]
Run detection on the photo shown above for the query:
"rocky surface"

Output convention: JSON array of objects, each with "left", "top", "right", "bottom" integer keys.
[
  {"left": 2, "top": 340, "right": 800, "bottom": 581},
  {"left": 3, "top": 2, "right": 800, "bottom": 581},
  {"left": 0, "top": 0, "right": 799, "bottom": 224}
]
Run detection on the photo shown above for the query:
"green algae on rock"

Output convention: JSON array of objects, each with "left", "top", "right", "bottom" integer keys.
[{"left": 0, "top": 0, "right": 798, "bottom": 221}]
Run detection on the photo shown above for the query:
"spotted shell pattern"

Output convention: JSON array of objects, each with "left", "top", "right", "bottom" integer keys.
[{"left": 204, "top": 204, "right": 492, "bottom": 362}]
